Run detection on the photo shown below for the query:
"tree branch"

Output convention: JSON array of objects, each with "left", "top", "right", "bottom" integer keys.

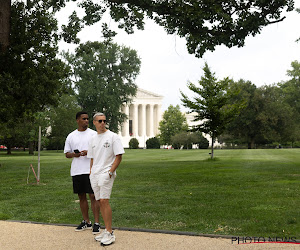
[{"left": 266, "top": 16, "right": 286, "bottom": 24}]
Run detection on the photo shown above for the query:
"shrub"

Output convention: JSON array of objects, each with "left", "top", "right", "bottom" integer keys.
[
  {"left": 171, "top": 131, "right": 209, "bottom": 149},
  {"left": 171, "top": 131, "right": 196, "bottom": 149},
  {"left": 146, "top": 137, "right": 160, "bottom": 149},
  {"left": 197, "top": 135, "right": 209, "bottom": 149},
  {"left": 129, "top": 138, "right": 139, "bottom": 149},
  {"left": 292, "top": 141, "right": 300, "bottom": 148}
]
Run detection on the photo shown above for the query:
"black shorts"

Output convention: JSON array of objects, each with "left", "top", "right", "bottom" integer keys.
[{"left": 72, "top": 174, "right": 94, "bottom": 194}]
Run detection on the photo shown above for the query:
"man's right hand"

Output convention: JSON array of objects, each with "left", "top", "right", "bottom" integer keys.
[{"left": 73, "top": 152, "right": 81, "bottom": 158}]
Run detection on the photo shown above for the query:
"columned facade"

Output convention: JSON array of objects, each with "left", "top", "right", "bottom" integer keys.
[{"left": 119, "top": 88, "right": 163, "bottom": 148}]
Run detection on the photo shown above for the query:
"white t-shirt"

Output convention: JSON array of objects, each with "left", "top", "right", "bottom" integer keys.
[
  {"left": 64, "top": 128, "right": 97, "bottom": 176},
  {"left": 87, "top": 130, "right": 125, "bottom": 176}
]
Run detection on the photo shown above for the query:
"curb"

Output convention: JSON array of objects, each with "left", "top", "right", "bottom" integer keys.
[
  {"left": 5, "top": 220, "right": 300, "bottom": 243},
  {"left": 5, "top": 220, "right": 233, "bottom": 239}
]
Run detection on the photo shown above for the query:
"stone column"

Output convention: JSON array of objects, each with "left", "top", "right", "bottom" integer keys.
[
  {"left": 149, "top": 104, "right": 154, "bottom": 137},
  {"left": 142, "top": 104, "right": 147, "bottom": 138},
  {"left": 133, "top": 104, "right": 138, "bottom": 137},
  {"left": 156, "top": 104, "right": 162, "bottom": 135}
]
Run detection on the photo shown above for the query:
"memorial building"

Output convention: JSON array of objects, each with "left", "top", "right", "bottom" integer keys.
[
  {"left": 119, "top": 88, "right": 163, "bottom": 148},
  {"left": 118, "top": 88, "right": 221, "bottom": 148}
]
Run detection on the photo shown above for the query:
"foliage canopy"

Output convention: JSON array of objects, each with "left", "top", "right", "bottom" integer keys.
[
  {"left": 60, "top": 0, "right": 294, "bottom": 57},
  {"left": 63, "top": 40, "right": 141, "bottom": 133},
  {"left": 181, "top": 63, "right": 243, "bottom": 157},
  {"left": 2, "top": 0, "right": 292, "bottom": 58},
  {"left": 159, "top": 105, "right": 188, "bottom": 145}
]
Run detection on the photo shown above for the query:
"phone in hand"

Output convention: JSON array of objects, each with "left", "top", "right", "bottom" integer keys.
[{"left": 74, "top": 149, "right": 80, "bottom": 154}]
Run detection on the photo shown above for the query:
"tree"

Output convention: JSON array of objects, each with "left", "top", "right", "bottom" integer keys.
[
  {"left": 171, "top": 131, "right": 198, "bottom": 150},
  {"left": 159, "top": 105, "right": 188, "bottom": 145},
  {"left": 181, "top": 63, "right": 243, "bottom": 158},
  {"left": 0, "top": 111, "right": 50, "bottom": 154},
  {"left": 194, "top": 131, "right": 209, "bottom": 149},
  {"left": 0, "top": 1, "right": 70, "bottom": 154},
  {"left": 0, "top": 0, "right": 11, "bottom": 53},
  {"left": 46, "top": 94, "right": 81, "bottom": 150},
  {"left": 225, "top": 81, "right": 297, "bottom": 148},
  {"left": 64, "top": 40, "right": 141, "bottom": 133},
  {"left": 0, "top": 1, "right": 70, "bottom": 122},
  {"left": 280, "top": 61, "right": 300, "bottom": 115},
  {"left": 254, "top": 85, "right": 294, "bottom": 146},
  {"left": 276, "top": 62, "right": 300, "bottom": 146},
  {"left": 224, "top": 79, "right": 258, "bottom": 148},
  {"left": 146, "top": 137, "right": 160, "bottom": 149},
  {"left": 63, "top": 0, "right": 294, "bottom": 57},
  {"left": 1, "top": 1, "right": 294, "bottom": 57}
]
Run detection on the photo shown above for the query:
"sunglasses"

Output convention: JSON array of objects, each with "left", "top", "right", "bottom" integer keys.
[
  {"left": 82, "top": 118, "right": 89, "bottom": 120},
  {"left": 97, "top": 120, "right": 106, "bottom": 123}
]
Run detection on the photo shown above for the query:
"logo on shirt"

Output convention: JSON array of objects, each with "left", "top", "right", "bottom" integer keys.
[{"left": 103, "top": 141, "right": 110, "bottom": 148}]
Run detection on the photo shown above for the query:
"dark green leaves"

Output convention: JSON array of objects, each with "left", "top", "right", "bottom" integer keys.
[
  {"left": 64, "top": 40, "right": 141, "bottom": 132},
  {"left": 57, "top": 0, "right": 294, "bottom": 57},
  {"left": 159, "top": 105, "right": 188, "bottom": 145},
  {"left": 61, "top": 11, "right": 83, "bottom": 43},
  {"left": 181, "top": 63, "right": 244, "bottom": 154}
]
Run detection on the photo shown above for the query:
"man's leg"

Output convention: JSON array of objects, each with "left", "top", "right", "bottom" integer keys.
[
  {"left": 89, "top": 193, "right": 100, "bottom": 223},
  {"left": 78, "top": 193, "right": 90, "bottom": 222},
  {"left": 99, "top": 199, "right": 112, "bottom": 232}
]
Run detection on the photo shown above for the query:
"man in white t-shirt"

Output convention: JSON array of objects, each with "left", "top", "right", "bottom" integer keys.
[
  {"left": 87, "top": 112, "right": 125, "bottom": 246},
  {"left": 64, "top": 111, "right": 100, "bottom": 233}
]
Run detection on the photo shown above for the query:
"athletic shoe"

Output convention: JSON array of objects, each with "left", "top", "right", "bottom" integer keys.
[
  {"left": 92, "top": 223, "right": 101, "bottom": 234},
  {"left": 95, "top": 229, "right": 108, "bottom": 242},
  {"left": 75, "top": 220, "right": 92, "bottom": 231},
  {"left": 101, "top": 231, "right": 116, "bottom": 246},
  {"left": 86, "top": 221, "right": 92, "bottom": 230}
]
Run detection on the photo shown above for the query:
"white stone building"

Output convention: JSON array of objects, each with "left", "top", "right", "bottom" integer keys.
[
  {"left": 119, "top": 88, "right": 163, "bottom": 148},
  {"left": 118, "top": 88, "right": 222, "bottom": 148}
]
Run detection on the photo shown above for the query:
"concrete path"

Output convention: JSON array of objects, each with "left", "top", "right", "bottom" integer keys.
[{"left": 0, "top": 221, "right": 299, "bottom": 249}]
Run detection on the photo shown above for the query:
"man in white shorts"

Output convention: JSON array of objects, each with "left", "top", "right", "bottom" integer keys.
[
  {"left": 87, "top": 112, "right": 125, "bottom": 246},
  {"left": 64, "top": 111, "right": 100, "bottom": 234}
]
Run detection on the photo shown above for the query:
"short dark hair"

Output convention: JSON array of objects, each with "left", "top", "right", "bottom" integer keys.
[{"left": 76, "top": 111, "right": 88, "bottom": 120}]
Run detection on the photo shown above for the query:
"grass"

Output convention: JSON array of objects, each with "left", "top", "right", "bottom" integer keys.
[{"left": 0, "top": 149, "right": 299, "bottom": 238}]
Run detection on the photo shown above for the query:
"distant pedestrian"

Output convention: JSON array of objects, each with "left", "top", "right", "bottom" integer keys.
[
  {"left": 64, "top": 111, "right": 100, "bottom": 234},
  {"left": 88, "top": 112, "right": 125, "bottom": 246}
]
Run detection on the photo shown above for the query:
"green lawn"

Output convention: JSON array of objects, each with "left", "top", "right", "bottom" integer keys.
[{"left": 0, "top": 149, "right": 299, "bottom": 238}]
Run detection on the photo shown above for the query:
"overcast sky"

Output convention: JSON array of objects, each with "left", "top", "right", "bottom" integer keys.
[{"left": 57, "top": 2, "right": 300, "bottom": 111}]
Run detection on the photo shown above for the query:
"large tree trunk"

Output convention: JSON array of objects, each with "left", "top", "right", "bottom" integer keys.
[
  {"left": 0, "top": 0, "right": 11, "bottom": 53},
  {"left": 248, "top": 138, "right": 256, "bottom": 149},
  {"left": 6, "top": 144, "right": 11, "bottom": 154},
  {"left": 29, "top": 141, "right": 34, "bottom": 155}
]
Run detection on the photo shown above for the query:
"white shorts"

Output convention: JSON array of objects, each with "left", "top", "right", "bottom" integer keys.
[{"left": 89, "top": 172, "right": 115, "bottom": 200}]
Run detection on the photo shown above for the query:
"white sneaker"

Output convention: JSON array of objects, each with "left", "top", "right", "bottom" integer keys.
[
  {"left": 101, "top": 231, "right": 116, "bottom": 246},
  {"left": 95, "top": 229, "right": 108, "bottom": 242}
]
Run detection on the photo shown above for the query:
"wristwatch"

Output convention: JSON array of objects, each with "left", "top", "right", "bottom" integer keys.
[{"left": 108, "top": 171, "right": 113, "bottom": 176}]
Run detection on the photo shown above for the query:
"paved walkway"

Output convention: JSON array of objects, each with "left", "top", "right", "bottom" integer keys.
[{"left": 0, "top": 221, "right": 299, "bottom": 249}]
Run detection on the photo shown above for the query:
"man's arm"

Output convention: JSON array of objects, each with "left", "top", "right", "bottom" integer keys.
[
  {"left": 109, "top": 154, "right": 122, "bottom": 177},
  {"left": 90, "top": 158, "right": 93, "bottom": 174},
  {"left": 64, "top": 136, "right": 81, "bottom": 158},
  {"left": 65, "top": 152, "right": 80, "bottom": 158}
]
